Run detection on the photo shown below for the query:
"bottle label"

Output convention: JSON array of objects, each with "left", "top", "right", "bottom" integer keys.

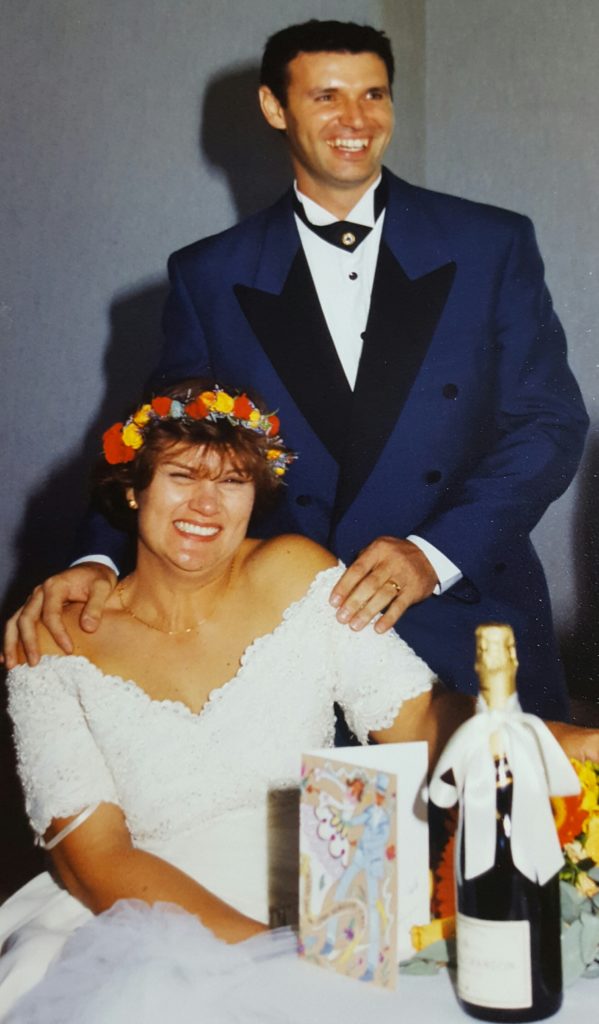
[{"left": 457, "top": 912, "right": 532, "bottom": 1009}]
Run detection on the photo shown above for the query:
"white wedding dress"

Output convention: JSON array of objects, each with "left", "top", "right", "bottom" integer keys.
[{"left": 0, "top": 566, "right": 434, "bottom": 1022}]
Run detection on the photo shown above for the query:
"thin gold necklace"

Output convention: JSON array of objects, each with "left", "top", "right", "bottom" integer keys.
[{"left": 116, "top": 559, "right": 235, "bottom": 636}]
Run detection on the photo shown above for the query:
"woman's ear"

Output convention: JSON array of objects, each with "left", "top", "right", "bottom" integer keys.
[{"left": 125, "top": 488, "right": 138, "bottom": 511}]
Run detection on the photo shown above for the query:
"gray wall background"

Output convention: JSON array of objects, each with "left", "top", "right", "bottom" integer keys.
[{"left": 1, "top": 1, "right": 598, "bottom": 688}]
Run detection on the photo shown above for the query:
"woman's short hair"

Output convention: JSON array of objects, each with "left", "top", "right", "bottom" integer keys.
[{"left": 92, "top": 379, "right": 292, "bottom": 532}]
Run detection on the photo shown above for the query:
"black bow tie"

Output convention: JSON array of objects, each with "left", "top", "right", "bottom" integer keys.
[{"left": 292, "top": 176, "right": 387, "bottom": 253}]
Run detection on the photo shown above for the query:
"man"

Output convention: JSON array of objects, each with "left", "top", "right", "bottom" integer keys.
[{"left": 5, "top": 20, "right": 588, "bottom": 718}]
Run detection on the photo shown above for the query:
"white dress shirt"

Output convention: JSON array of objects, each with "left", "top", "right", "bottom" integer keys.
[
  {"left": 294, "top": 179, "right": 462, "bottom": 595},
  {"left": 294, "top": 177, "right": 384, "bottom": 390}
]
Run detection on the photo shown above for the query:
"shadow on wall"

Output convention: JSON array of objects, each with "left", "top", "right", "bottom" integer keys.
[
  {"left": 201, "top": 62, "right": 290, "bottom": 220},
  {"left": 561, "top": 429, "right": 599, "bottom": 702},
  {"left": 0, "top": 61, "right": 292, "bottom": 896},
  {"left": 0, "top": 281, "right": 166, "bottom": 896}
]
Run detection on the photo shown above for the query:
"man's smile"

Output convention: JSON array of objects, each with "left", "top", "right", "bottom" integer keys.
[{"left": 326, "top": 137, "right": 370, "bottom": 151}]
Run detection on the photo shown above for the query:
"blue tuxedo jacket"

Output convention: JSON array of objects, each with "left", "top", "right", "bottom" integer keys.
[{"left": 89, "top": 171, "right": 588, "bottom": 718}]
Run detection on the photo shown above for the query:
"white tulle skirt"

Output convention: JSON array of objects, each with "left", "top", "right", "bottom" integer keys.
[
  {"left": 3, "top": 899, "right": 414, "bottom": 1024},
  {"left": 5, "top": 898, "right": 596, "bottom": 1023}
]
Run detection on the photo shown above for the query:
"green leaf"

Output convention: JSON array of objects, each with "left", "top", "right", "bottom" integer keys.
[
  {"left": 561, "top": 920, "right": 585, "bottom": 986},
  {"left": 580, "top": 912, "right": 599, "bottom": 965},
  {"left": 399, "top": 959, "right": 441, "bottom": 976},
  {"left": 560, "top": 880, "right": 586, "bottom": 923}
]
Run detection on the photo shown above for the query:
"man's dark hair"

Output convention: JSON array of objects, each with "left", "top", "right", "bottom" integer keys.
[{"left": 260, "top": 20, "right": 394, "bottom": 106}]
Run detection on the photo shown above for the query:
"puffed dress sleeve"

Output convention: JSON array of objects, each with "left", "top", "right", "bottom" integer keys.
[
  {"left": 306, "top": 565, "right": 437, "bottom": 745},
  {"left": 7, "top": 656, "right": 119, "bottom": 840}
]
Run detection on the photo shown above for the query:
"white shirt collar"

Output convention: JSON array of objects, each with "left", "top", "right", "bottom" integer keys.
[{"left": 294, "top": 174, "right": 382, "bottom": 228}]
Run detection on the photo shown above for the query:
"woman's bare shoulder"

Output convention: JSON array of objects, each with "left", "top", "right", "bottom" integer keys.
[
  {"left": 14, "top": 602, "right": 91, "bottom": 666},
  {"left": 242, "top": 535, "right": 338, "bottom": 604}
]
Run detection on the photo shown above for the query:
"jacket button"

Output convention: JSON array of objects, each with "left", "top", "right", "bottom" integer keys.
[
  {"left": 494, "top": 562, "right": 507, "bottom": 573},
  {"left": 442, "top": 383, "right": 459, "bottom": 399},
  {"left": 296, "top": 494, "right": 313, "bottom": 507},
  {"left": 424, "top": 470, "right": 442, "bottom": 484}
]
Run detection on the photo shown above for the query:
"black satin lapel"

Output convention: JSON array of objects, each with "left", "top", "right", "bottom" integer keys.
[
  {"left": 333, "top": 244, "right": 456, "bottom": 520},
  {"left": 235, "top": 250, "right": 352, "bottom": 462}
]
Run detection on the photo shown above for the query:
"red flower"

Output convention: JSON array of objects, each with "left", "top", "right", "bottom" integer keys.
[
  {"left": 233, "top": 395, "right": 254, "bottom": 420},
  {"left": 151, "top": 396, "right": 172, "bottom": 416},
  {"left": 185, "top": 398, "right": 209, "bottom": 420},
  {"left": 385, "top": 844, "right": 396, "bottom": 861},
  {"left": 102, "top": 423, "right": 135, "bottom": 464},
  {"left": 267, "top": 414, "right": 280, "bottom": 436},
  {"left": 552, "top": 794, "right": 588, "bottom": 847}
]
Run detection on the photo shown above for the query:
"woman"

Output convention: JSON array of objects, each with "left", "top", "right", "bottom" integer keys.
[{"left": 1, "top": 380, "right": 595, "bottom": 1022}]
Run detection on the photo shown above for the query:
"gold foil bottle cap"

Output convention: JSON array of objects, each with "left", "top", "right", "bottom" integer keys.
[{"left": 475, "top": 623, "right": 518, "bottom": 711}]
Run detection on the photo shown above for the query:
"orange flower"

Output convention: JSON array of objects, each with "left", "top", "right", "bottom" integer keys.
[
  {"left": 552, "top": 793, "right": 588, "bottom": 847},
  {"left": 267, "top": 414, "right": 280, "bottom": 436},
  {"left": 102, "top": 423, "right": 135, "bottom": 464},
  {"left": 432, "top": 832, "right": 456, "bottom": 920},
  {"left": 199, "top": 390, "right": 217, "bottom": 409},
  {"left": 233, "top": 395, "right": 255, "bottom": 420},
  {"left": 151, "top": 396, "right": 172, "bottom": 416},
  {"left": 185, "top": 398, "right": 209, "bottom": 420}
]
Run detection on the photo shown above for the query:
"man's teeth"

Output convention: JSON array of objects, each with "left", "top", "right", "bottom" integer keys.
[
  {"left": 328, "top": 138, "right": 369, "bottom": 151},
  {"left": 175, "top": 521, "right": 219, "bottom": 536}
]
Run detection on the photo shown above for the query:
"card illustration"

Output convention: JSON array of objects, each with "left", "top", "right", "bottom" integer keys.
[{"left": 299, "top": 753, "right": 398, "bottom": 989}]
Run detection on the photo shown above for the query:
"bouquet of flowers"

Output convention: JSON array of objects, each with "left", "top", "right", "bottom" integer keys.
[
  {"left": 402, "top": 760, "right": 599, "bottom": 983},
  {"left": 553, "top": 759, "right": 599, "bottom": 982}
]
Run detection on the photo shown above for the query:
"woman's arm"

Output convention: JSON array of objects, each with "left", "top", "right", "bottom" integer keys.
[
  {"left": 47, "top": 803, "right": 266, "bottom": 943},
  {"left": 8, "top": 656, "right": 265, "bottom": 943},
  {"left": 371, "top": 685, "right": 599, "bottom": 769}
]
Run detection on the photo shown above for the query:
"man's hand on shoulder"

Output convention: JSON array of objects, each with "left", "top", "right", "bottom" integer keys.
[
  {"left": 3, "top": 562, "right": 117, "bottom": 669},
  {"left": 330, "top": 537, "right": 438, "bottom": 634}
]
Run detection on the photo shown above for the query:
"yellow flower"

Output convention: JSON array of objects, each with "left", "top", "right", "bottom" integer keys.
[
  {"left": 273, "top": 466, "right": 286, "bottom": 476},
  {"left": 266, "top": 449, "right": 280, "bottom": 460},
  {"left": 132, "top": 404, "right": 152, "bottom": 426},
  {"left": 213, "top": 391, "right": 235, "bottom": 414},
  {"left": 122, "top": 422, "right": 144, "bottom": 449},
  {"left": 576, "top": 871, "right": 599, "bottom": 899},
  {"left": 584, "top": 814, "right": 599, "bottom": 862},
  {"left": 576, "top": 761, "right": 599, "bottom": 813},
  {"left": 248, "top": 409, "right": 261, "bottom": 424},
  {"left": 199, "top": 390, "right": 217, "bottom": 409}
]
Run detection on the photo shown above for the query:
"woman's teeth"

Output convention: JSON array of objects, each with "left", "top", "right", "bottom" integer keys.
[{"left": 174, "top": 521, "right": 219, "bottom": 537}]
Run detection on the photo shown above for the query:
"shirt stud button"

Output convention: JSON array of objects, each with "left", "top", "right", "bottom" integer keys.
[{"left": 349, "top": 271, "right": 358, "bottom": 280}]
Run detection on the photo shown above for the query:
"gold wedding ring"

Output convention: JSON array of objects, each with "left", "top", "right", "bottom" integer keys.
[{"left": 387, "top": 578, "right": 402, "bottom": 594}]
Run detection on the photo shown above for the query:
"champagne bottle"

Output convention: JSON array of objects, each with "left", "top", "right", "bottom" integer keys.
[{"left": 455, "top": 624, "right": 562, "bottom": 1023}]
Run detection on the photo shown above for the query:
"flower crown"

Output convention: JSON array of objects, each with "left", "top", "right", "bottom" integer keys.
[{"left": 102, "top": 388, "right": 295, "bottom": 478}]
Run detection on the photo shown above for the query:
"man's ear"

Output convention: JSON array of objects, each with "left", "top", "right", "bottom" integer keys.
[{"left": 258, "top": 85, "right": 287, "bottom": 131}]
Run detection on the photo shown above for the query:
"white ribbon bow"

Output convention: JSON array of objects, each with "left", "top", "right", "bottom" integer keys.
[{"left": 429, "top": 695, "right": 580, "bottom": 884}]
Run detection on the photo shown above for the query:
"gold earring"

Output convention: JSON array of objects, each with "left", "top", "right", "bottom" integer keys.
[{"left": 128, "top": 497, "right": 138, "bottom": 510}]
